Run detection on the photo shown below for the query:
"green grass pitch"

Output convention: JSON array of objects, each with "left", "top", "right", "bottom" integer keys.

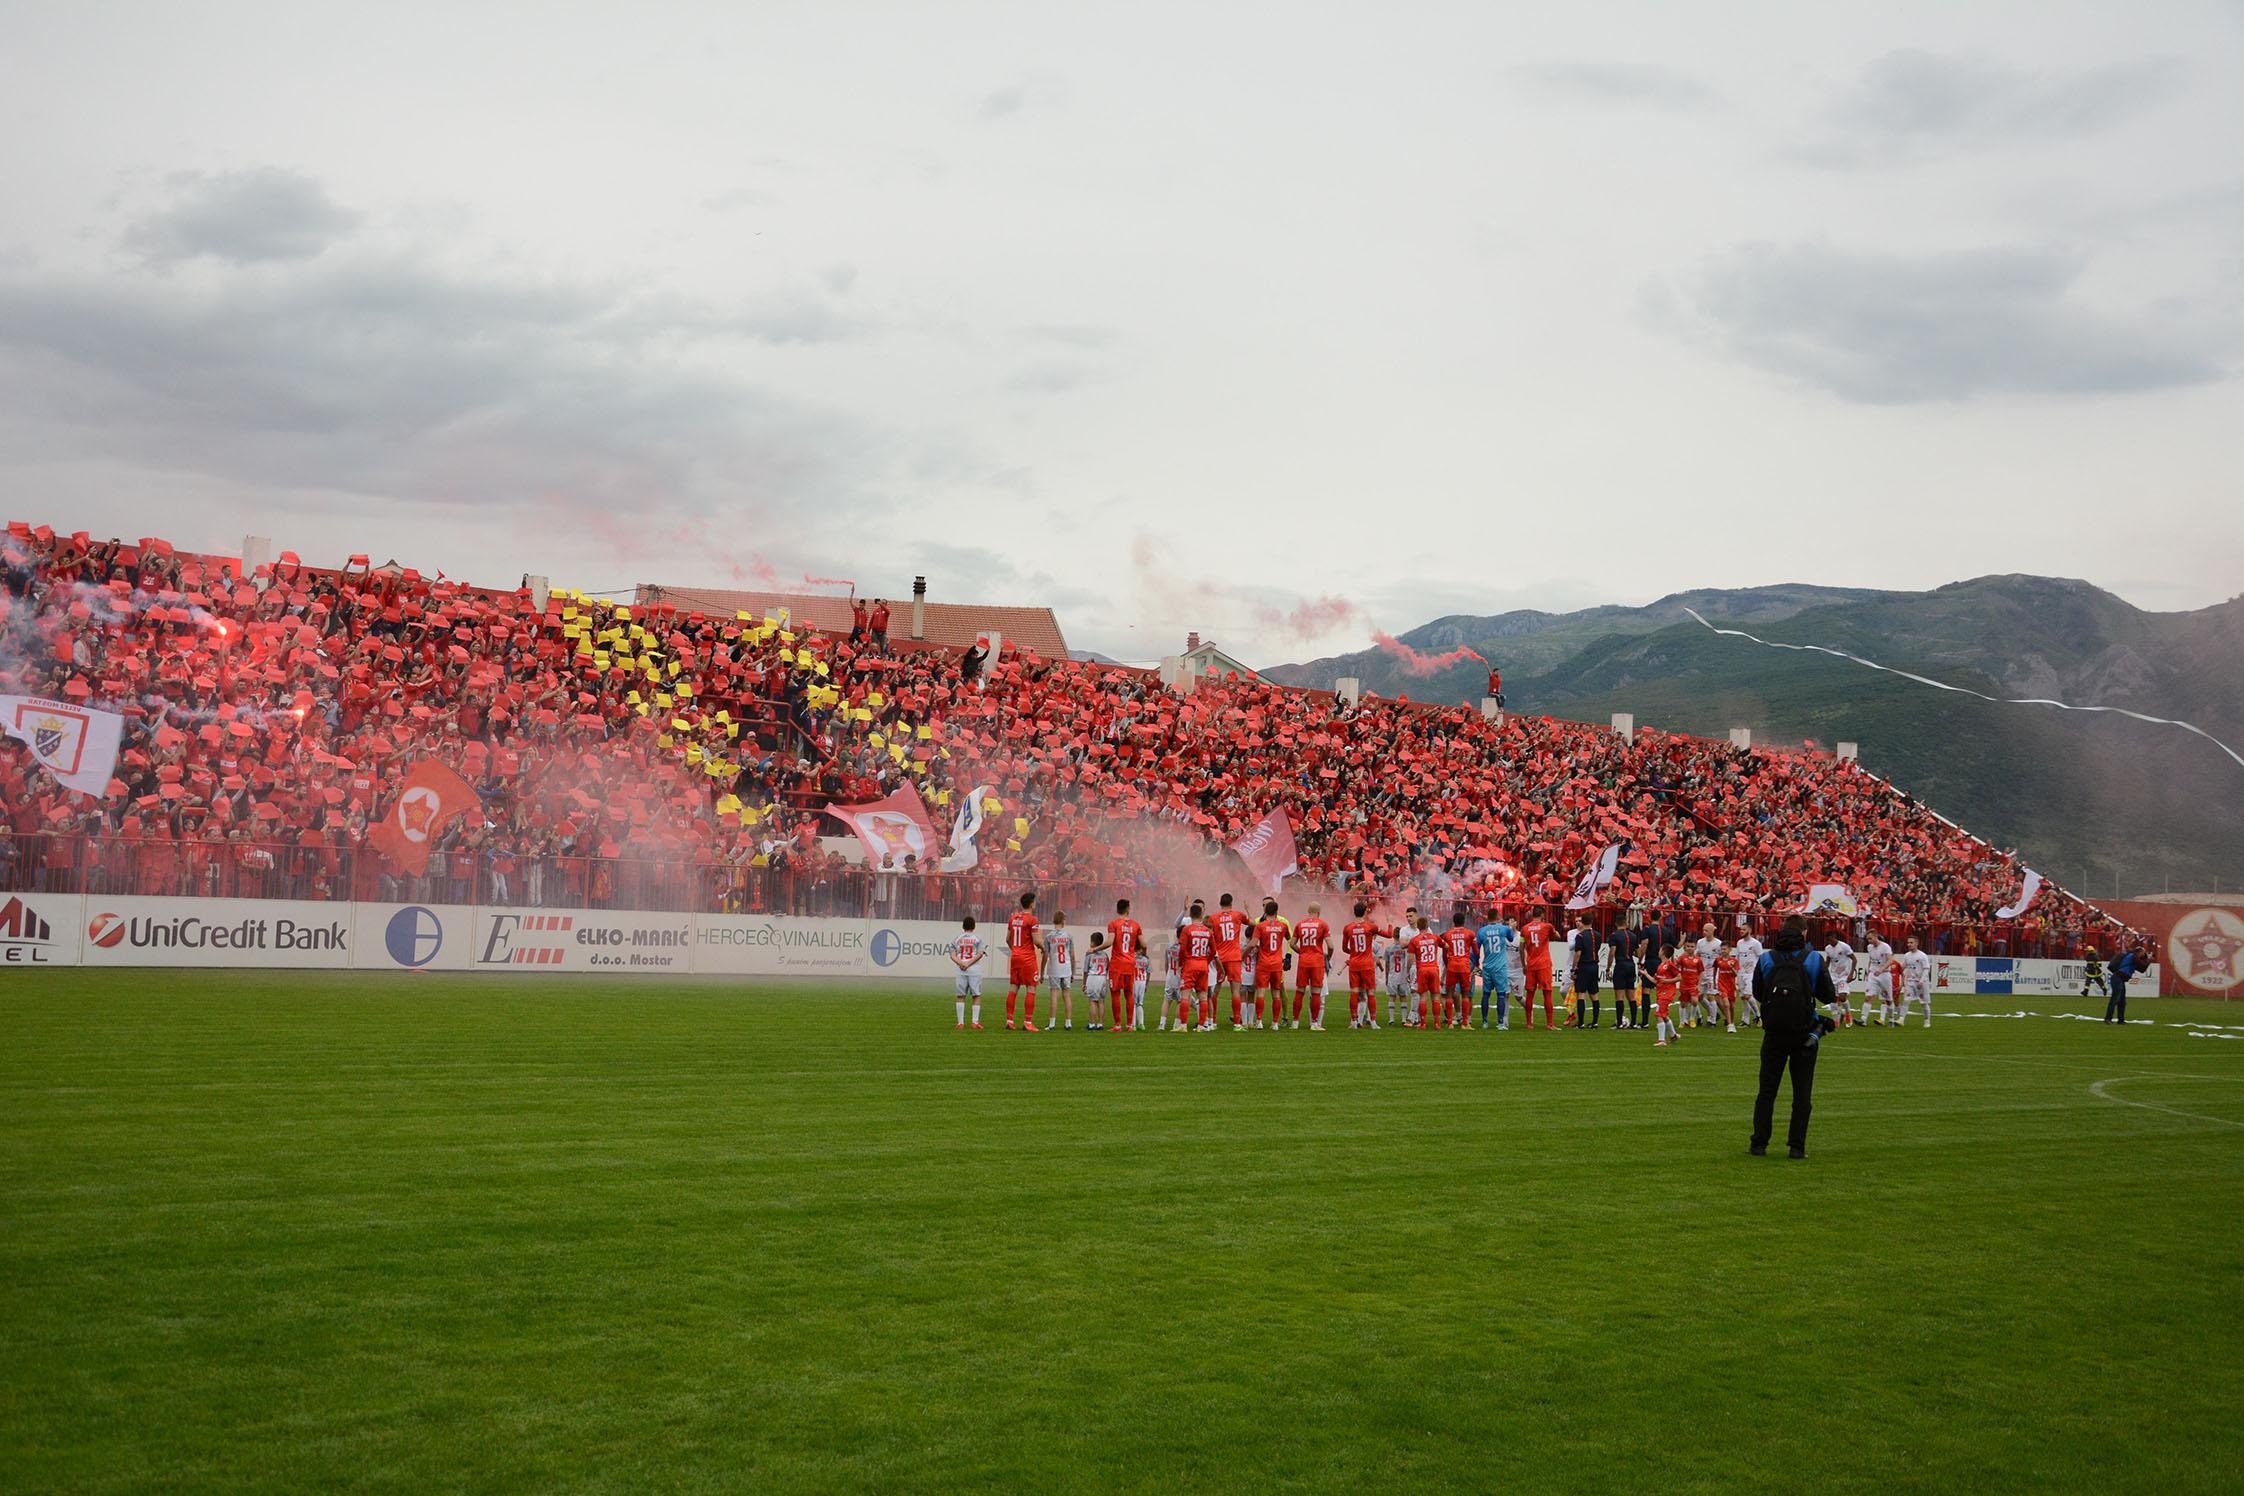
[{"left": 4, "top": 973, "right": 2242, "bottom": 1494}]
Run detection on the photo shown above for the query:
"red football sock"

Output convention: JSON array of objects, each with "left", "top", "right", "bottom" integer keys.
[
  {"left": 1006, "top": 991, "right": 1017, "bottom": 1022},
  {"left": 1025, "top": 992, "right": 1036, "bottom": 1022}
]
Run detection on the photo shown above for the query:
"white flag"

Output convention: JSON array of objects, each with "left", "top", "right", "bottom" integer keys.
[
  {"left": 1564, "top": 842, "right": 1622, "bottom": 910},
  {"left": 2, "top": 694, "right": 124, "bottom": 796},
  {"left": 1797, "top": 883, "right": 1863, "bottom": 917},
  {"left": 1995, "top": 869, "right": 2043, "bottom": 921},
  {"left": 940, "top": 782, "right": 993, "bottom": 873},
  {"left": 1230, "top": 807, "right": 1300, "bottom": 896}
]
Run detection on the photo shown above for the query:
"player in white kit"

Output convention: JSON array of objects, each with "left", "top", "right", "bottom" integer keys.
[
  {"left": 1862, "top": 933, "right": 1896, "bottom": 1026},
  {"left": 1693, "top": 923, "right": 1723, "bottom": 1028},
  {"left": 1733, "top": 929, "right": 1765, "bottom": 1027},
  {"left": 1382, "top": 926, "right": 1411, "bottom": 1026},
  {"left": 1895, "top": 935, "right": 1934, "bottom": 1027},
  {"left": 1824, "top": 937, "right": 1857, "bottom": 1026},
  {"left": 1044, "top": 914, "right": 1077, "bottom": 1031},
  {"left": 952, "top": 916, "right": 987, "bottom": 1029},
  {"left": 1160, "top": 918, "right": 1186, "bottom": 1031},
  {"left": 1082, "top": 934, "right": 1112, "bottom": 1031}
]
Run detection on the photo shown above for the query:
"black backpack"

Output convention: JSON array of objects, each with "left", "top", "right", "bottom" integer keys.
[{"left": 1760, "top": 949, "right": 1822, "bottom": 1037}]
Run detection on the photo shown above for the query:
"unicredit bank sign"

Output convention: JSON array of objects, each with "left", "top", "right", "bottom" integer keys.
[{"left": 79, "top": 898, "right": 351, "bottom": 968}]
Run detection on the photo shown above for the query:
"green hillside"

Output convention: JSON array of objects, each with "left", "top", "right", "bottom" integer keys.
[{"left": 1268, "top": 577, "right": 2244, "bottom": 896}]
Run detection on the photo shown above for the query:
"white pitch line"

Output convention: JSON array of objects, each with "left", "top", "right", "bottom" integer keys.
[{"left": 2088, "top": 1075, "right": 2244, "bottom": 1131}]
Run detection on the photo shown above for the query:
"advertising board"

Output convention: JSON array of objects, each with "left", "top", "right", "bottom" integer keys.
[
  {"left": 352, "top": 902, "right": 475, "bottom": 971},
  {"left": 469, "top": 907, "right": 693, "bottom": 973},
  {"left": 78, "top": 897, "right": 351, "bottom": 969},
  {"left": 0, "top": 891, "right": 82, "bottom": 967}
]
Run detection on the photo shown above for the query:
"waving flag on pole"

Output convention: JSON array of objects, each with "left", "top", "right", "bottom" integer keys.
[
  {"left": 1231, "top": 806, "right": 1299, "bottom": 896},
  {"left": 368, "top": 760, "right": 484, "bottom": 875},
  {"left": 940, "top": 782, "right": 993, "bottom": 872},
  {"left": 1564, "top": 842, "right": 1622, "bottom": 910},
  {"left": 826, "top": 784, "right": 943, "bottom": 868},
  {"left": 1798, "top": 883, "right": 1863, "bottom": 917},
  {"left": 2, "top": 695, "right": 124, "bottom": 796},
  {"left": 1995, "top": 869, "right": 2044, "bottom": 921}
]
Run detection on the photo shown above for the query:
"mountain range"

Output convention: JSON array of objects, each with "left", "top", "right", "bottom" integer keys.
[{"left": 1263, "top": 577, "right": 2244, "bottom": 898}]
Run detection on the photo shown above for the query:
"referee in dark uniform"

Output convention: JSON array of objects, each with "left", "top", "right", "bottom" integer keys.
[
  {"left": 1569, "top": 923, "right": 1603, "bottom": 1028},
  {"left": 1609, "top": 924, "right": 1640, "bottom": 1030}
]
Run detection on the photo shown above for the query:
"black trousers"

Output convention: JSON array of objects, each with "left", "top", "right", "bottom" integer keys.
[{"left": 1752, "top": 1033, "right": 1819, "bottom": 1151}]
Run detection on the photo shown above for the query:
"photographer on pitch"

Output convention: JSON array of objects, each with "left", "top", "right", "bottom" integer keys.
[{"left": 1749, "top": 914, "right": 1838, "bottom": 1159}]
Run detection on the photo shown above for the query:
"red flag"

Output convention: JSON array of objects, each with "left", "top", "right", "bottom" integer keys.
[
  {"left": 823, "top": 784, "right": 943, "bottom": 868},
  {"left": 1230, "top": 806, "right": 1299, "bottom": 896},
  {"left": 368, "top": 759, "right": 483, "bottom": 875}
]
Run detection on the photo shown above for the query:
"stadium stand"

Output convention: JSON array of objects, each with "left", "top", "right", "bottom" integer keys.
[{"left": 1, "top": 522, "right": 2136, "bottom": 957}]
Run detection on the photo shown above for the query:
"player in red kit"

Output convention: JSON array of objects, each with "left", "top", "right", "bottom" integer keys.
[
  {"left": 1407, "top": 916, "right": 1443, "bottom": 1027},
  {"left": 1519, "top": 906, "right": 1560, "bottom": 1030},
  {"left": 1251, "top": 899, "right": 1290, "bottom": 1029},
  {"left": 1292, "top": 902, "right": 1332, "bottom": 1030},
  {"left": 1339, "top": 902, "right": 1383, "bottom": 1029},
  {"left": 1104, "top": 897, "right": 1146, "bottom": 1032},
  {"left": 1004, "top": 890, "right": 1042, "bottom": 1031},
  {"left": 1440, "top": 911, "right": 1478, "bottom": 1031},
  {"left": 1177, "top": 902, "right": 1214, "bottom": 1031},
  {"left": 1210, "top": 894, "right": 1250, "bottom": 1029}
]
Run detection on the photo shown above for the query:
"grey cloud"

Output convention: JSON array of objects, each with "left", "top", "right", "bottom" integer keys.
[
  {"left": 979, "top": 83, "right": 1029, "bottom": 120},
  {"left": 1511, "top": 61, "right": 1719, "bottom": 112},
  {"left": 1003, "top": 360, "right": 1103, "bottom": 395},
  {"left": 1677, "top": 242, "right": 2228, "bottom": 402},
  {"left": 1799, "top": 50, "right": 2182, "bottom": 168},
  {"left": 703, "top": 187, "right": 775, "bottom": 213},
  {"left": 820, "top": 263, "right": 858, "bottom": 294},
  {"left": 911, "top": 540, "right": 1100, "bottom": 612},
  {"left": 1024, "top": 323, "right": 1117, "bottom": 348},
  {"left": 121, "top": 167, "right": 361, "bottom": 266},
  {"left": 977, "top": 72, "right": 1067, "bottom": 122},
  {"left": 0, "top": 255, "right": 887, "bottom": 526}
]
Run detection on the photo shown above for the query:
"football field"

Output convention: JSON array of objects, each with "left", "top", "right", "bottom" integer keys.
[{"left": 4, "top": 972, "right": 2241, "bottom": 1494}]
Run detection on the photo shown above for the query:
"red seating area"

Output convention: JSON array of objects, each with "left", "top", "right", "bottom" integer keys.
[{"left": 1, "top": 521, "right": 2135, "bottom": 955}]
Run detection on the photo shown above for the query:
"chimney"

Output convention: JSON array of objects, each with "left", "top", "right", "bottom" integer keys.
[
  {"left": 911, "top": 575, "right": 926, "bottom": 640},
  {"left": 1186, "top": 631, "right": 1200, "bottom": 652}
]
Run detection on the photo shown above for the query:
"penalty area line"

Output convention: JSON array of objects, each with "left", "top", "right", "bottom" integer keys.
[{"left": 2088, "top": 1075, "right": 2244, "bottom": 1131}]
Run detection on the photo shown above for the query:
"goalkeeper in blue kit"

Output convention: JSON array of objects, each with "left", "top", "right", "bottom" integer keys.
[{"left": 1476, "top": 911, "right": 1514, "bottom": 1029}]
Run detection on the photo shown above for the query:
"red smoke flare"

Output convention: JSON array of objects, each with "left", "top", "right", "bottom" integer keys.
[
  {"left": 1256, "top": 595, "right": 1360, "bottom": 641},
  {"left": 1371, "top": 630, "right": 1484, "bottom": 676}
]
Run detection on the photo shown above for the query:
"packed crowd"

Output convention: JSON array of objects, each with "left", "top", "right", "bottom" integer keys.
[{"left": 0, "top": 521, "right": 2134, "bottom": 955}]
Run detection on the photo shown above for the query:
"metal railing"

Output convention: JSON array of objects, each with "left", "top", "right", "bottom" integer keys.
[{"left": 0, "top": 830, "right": 2128, "bottom": 957}]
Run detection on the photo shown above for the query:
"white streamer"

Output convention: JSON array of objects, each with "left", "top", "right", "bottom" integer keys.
[{"left": 1682, "top": 608, "right": 2244, "bottom": 772}]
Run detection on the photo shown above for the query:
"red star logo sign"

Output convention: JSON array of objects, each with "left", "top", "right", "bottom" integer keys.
[
  {"left": 2170, "top": 910, "right": 2244, "bottom": 992},
  {"left": 397, "top": 786, "right": 442, "bottom": 843}
]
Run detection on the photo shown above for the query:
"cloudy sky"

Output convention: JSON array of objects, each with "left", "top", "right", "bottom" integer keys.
[{"left": 2, "top": 1, "right": 2239, "bottom": 663}]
